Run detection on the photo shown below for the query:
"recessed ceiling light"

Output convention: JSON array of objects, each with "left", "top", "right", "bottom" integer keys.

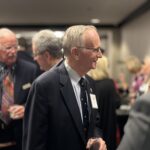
[{"left": 90, "top": 18, "right": 101, "bottom": 24}]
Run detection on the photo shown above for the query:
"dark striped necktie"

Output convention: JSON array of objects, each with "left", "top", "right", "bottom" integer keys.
[
  {"left": 1, "top": 72, "right": 14, "bottom": 124},
  {"left": 79, "top": 77, "right": 89, "bottom": 134}
]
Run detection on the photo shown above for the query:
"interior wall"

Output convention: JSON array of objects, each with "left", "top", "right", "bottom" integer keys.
[
  {"left": 121, "top": 10, "right": 150, "bottom": 59},
  {"left": 97, "top": 28, "right": 122, "bottom": 79},
  {"left": 119, "top": 10, "right": 150, "bottom": 82},
  {"left": 97, "top": 10, "right": 150, "bottom": 82}
]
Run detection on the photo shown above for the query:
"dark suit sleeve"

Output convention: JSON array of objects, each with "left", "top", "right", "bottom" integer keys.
[
  {"left": 23, "top": 80, "right": 49, "bottom": 150},
  {"left": 117, "top": 95, "right": 150, "bottom": 150}
]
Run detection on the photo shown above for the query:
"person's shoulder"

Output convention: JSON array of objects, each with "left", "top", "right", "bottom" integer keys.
[
  {"left": 94, "top": 78, "right": 113, "bottom": 87},
  {"left": 15, "top": 57, "right": 36, "bottom": 69},
  {"left": 137, "top": 92, "right": 150, "bottom": 103},
  {"left": 86, "top": 75, "right": 95, "bottom": 84},
  {"left": 18, "top": 58, "right": 37, "bottom": 68},
  {"left": 34, "top": 60, "right": 65, "bottom": 85},
  {"left": 133, "top": 92, "right": 150, "bottom": 115},
  {"left": 36, "top": 66, "right": 59, "bottom": 83}
]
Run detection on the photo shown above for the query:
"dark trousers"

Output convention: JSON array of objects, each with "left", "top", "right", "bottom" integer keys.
[{"left": 0, "top": 121, "right": 16, "bottom": 150}]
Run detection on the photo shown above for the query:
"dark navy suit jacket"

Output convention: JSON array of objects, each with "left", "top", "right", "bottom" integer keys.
[
  {"left": 23, "top": 61, "right": 102, "bottom": 150},
  {"left": 0, "top": 57, "right": 39, "bottom": 150}
]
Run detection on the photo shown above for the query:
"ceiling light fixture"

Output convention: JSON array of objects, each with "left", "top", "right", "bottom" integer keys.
[{"left": 90, "top": 18, "right": 101, "bottom": 24}]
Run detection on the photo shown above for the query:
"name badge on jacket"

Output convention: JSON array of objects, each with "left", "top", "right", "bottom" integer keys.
[
  {"left": 22, "top": 83, "right": 31, "bottom": 90},
  {"left": 90, "top": 94, "right": 98, "bottom": 109}
]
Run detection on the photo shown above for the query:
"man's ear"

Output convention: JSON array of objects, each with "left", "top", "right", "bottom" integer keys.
[
  {"left": 71, "top": 47, "right": 79, "bottom": 60},
  {"left": 44, "top": 51, "right": 51, "bottom": 59}
]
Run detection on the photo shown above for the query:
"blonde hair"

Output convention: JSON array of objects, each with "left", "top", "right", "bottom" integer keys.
[
  {"left": 125, "top": 55, "right": 142, "bottom": 74},
  {"left": 88, "top": 55, "right": 109, "bottom": 80}
]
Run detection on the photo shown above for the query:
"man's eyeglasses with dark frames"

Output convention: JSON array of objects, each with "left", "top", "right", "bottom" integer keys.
[
  {"left": 77, "top": 47, "right": 101, "bottom": 53},
  {"left": 33, "top": 50, "right": 46, "bottom": 57},
  {"left": 0, "top": 45, "right": 18, "bottom": 51}
]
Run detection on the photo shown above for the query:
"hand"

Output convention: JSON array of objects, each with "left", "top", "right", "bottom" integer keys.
[
  {"left": 8, "top": 105, "right": 25, "bottom": 119},
  {"left": 86, "top": 138, "right": 107, "bottom": 150}
]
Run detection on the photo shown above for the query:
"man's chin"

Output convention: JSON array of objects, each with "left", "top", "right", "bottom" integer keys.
[
  {"left": 40, "top": 66, "right": 46, "bottom": 72},
  {"left": 6, "top": 59, "right": 17, "bottom": 66},
  {"left": 92, "top": 63, "right": 97, "bottom": 69}
]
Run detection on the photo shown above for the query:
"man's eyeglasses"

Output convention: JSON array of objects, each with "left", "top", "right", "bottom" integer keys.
[
  {"left": 33, "top": 50, "right": 46, "bottom": 57},
  {"left": 0, "top": 45, "right": 18, "bottom": 51},
  {"left": 77, "top": 46, "right": 101, "bottom": 53}
]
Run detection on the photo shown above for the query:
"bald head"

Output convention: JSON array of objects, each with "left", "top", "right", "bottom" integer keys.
[
  {"left": 0, "top": 28, "right": 16, "bottom": 39},
  {"left": 0, "top": 28, "right": 17, "bottom": 66}
]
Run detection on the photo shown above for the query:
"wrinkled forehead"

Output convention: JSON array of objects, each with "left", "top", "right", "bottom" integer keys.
[{"left": 0, "top": 35, "right": 17, "bottom": 46}]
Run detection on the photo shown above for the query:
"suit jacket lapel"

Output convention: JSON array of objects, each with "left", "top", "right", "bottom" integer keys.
[
  {"left": 14, "top": 61, "right": 21, "bottom": 103},
  {"left": 84, "top": 77, "right": 93, "bottom": 120},
  {"left": 58, "top": 63, "right": 86, "bottom": 143}
]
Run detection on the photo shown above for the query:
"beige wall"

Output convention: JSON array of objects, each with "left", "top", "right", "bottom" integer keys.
[
  {"left": 98, "top": 10, "right": 150, "bottom": 82},
  {"left": 121, "top": 10, "right": 150, "bottom": 59},
  {"left": 119, "top": 10, "right": 150, "bottom": 82}
]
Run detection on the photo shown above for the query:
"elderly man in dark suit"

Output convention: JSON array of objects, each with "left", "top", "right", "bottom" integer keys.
[
  {"left": 117, "top": 82, "right": 150, "bottom": 150},
  {"left": 23, "top": 25, "right": 107, "bottom": 150},
  {"left": 0, "top": 28, "right": 39, "bottom": 150}
]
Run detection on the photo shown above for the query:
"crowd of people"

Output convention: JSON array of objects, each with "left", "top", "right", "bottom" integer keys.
[{"left": 0, "top": 25, "right": 150, "bottom": 150}]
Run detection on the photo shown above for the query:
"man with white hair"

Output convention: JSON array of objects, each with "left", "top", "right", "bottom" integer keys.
[
  {"left": 0, "top": 28, "right": 39, "bottom": 150},
  {"left": 23, "top": 25, "right": 107, "bottom": 150}
]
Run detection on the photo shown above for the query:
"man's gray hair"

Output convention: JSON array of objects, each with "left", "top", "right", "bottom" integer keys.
[
  {"left": 62, "top": 25, "right": 97, "bottom": 56},
  {"left": 32, "top": 29, "right": 62, "bottom": 58}
]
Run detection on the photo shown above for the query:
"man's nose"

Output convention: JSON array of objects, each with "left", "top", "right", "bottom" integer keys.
[{"left": 97, "top": 50, "right": 102, "bottom": 58}]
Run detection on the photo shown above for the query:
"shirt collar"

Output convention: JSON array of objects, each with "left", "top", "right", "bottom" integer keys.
[
  {"left": 64, "top": 59, "right": 83, "bottom": 84},
  {"left": 0, "top": 62, "right": 16, "bottom": 77}
]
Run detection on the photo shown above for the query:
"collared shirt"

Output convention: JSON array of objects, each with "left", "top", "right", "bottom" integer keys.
[
  {"left": 0, "top": 63, "right": 7, "bottom": 82},
  {"left": 0, "top": 63, "right": 15, "bottom": 108},
  {"left": 64, "top": 60, "right": 87, "bottom": 121},
  {"left": 0, "top": 63, "right": 15, "bottom": 81}
]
